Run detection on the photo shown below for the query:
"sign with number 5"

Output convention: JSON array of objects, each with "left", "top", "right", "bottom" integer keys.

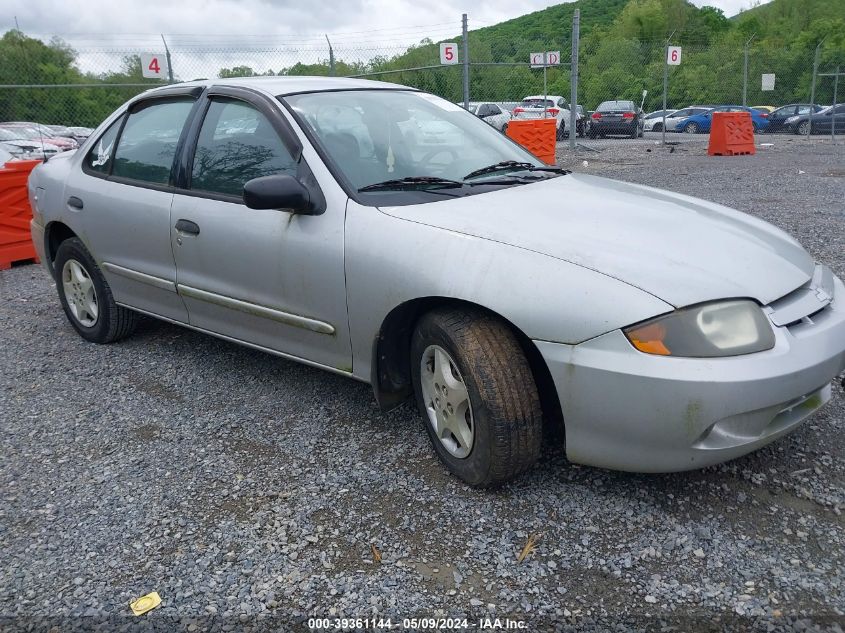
[
  {"left": 140, "top": 53, "right": 169, "bottom": 79},
  {"left": 439, "top": 43, "right": 458, "bottom": 65},
  {"left": 667, "top": 46, "right": 682, "bottom": 66}
]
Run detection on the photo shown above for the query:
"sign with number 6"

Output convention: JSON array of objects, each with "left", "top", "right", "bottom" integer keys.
[
  {"left": 667, "top": 46, "right": 682, "bottom": 66},
  {"left": 140, "top": 53, "right": 169, "bottom": 79},
  {"left": 439, "top": 43, "right": 458, "bottom": 65}
]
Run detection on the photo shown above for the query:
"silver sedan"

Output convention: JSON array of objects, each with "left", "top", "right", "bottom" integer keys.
[{"left": 29, "top": 77, "right": 845, "bottom": 487}]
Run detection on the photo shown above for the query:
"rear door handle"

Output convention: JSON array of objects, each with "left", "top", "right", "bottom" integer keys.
[
  {"left": 175, "top": 219, "right": 200, "bottom": 236},
  {"left": 67, "top": 196, "right": 83, "bottom": 209}
]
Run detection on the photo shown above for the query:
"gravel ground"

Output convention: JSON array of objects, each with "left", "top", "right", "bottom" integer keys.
[{"left": 2, "top": 137, "right": 845, "bottom": 632}]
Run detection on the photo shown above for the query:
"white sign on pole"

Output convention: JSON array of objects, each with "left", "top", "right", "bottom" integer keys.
[
  {"left": 439, "top": 43, "right": 458, "bottom": 65},
  {"left": 761, "top": 73, "right": 776, "bottom": 91},
  {"left": 140, "top": 53, "right": 169, "bottom": 79},
  {"left": 667, "top": 46, "right": 682, "bottom": 65},
  {"left": 530, "top": 51, "right": 560, "bottom": 68}
]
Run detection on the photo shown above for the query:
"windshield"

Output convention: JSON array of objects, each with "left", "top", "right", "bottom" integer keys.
[{"left": 285, "top": 90, "right": 545, "bottom": 195}]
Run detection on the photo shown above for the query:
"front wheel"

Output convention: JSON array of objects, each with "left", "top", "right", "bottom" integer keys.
[
  {"left": 684, "top": 122, "right": 699, "bottom": 134},
  {"left": 797, "top": 121, "right": 810, "bottom": 135},
  {"left": 54, "top": 237, "right": 138, "bottom": 343},
  {"left": 411, "top": 308, "right": 543, "bottom": 487}
]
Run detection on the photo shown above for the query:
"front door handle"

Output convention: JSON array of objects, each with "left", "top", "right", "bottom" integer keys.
[
  {"left": 175, "top": 219, "right": 200, "bottom": 236},
  {"left": 67, "top": 196, "right": 83, "bottom": 209}
]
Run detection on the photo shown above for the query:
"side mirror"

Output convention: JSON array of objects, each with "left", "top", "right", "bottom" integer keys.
[{"left": 243, "top": 174, "right": 315, "bottom": 214}]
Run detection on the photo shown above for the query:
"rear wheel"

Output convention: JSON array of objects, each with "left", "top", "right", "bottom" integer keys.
[
  {"left": 555, "top": 125, "right": 565, "bottom": 140},
  {"left": 684, "top": 122, "right": 699, "bottom": 134},
  {"left": 411, "top": 308, "right": 542, "bottom": 487},
  {"left": 54, "top": 238, "right": 138, "bottom": 343}
]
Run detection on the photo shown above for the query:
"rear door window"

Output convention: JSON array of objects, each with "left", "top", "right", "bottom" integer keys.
[{"left": 112, "top": 99, "right": 194, "bottom": 185}]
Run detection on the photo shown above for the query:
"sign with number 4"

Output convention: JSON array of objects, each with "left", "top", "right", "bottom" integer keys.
[
  {"left": 667, "top": 46, "right": 682, "bottom": 66},
  {"left": 440, "top": 43, "right": 458, "bottom": 65},
  {"left": 141, "top": 53, "right": 169, "bottom": 79}
]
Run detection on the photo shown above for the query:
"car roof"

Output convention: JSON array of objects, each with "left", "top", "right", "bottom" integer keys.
[
  {"left": 524, "top": 95, "right": 563, "bottom": 100},
  {"left": 140, "top": 76, "right": 415, "bottom": 99}
]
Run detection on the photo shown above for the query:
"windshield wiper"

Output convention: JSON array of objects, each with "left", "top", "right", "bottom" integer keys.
[
  {"left": 358, "top": 176, "right": 463, "bottom": 192},
  {"left": 463, "top": 161, "right": 568, "bottom": 181}
]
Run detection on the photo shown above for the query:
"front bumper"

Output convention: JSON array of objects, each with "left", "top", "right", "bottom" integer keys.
[{"left": 535, "top": 273, "right": 845, "bottom": 472}]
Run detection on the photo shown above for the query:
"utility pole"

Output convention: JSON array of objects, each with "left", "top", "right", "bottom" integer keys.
[
  {"left": 808, "top": 37, "right": 825, "bottom": 139},
  {"left": 461, "top": 14, "right": 469, "bottom": 110},
  {"left": 742, "top": 33, "right": 755, "bottom": 107},
  {"left": 325, "top": 35, "right": 335, "bottom": 76},
  {"left": 569, "top": 9, "right": 580, "bottom": 151},
  {"left": 161, "top": 34, "right": 174, "bottom": 83}
]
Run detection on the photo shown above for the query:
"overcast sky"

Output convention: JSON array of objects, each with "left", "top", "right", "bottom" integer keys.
[
  {"left": 5, "top": 0, "right": 769, "bottom": 43},
  {"left": 4, "top": 0, "right": 770, "bottom": 77}
]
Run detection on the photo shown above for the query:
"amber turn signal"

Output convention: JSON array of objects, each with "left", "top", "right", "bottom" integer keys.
[{"left": 626, "top": 322, "right": 671, "bottom": 355}]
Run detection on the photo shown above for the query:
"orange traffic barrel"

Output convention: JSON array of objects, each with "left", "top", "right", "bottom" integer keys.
[
  {"left": 506, "top": 119, "right": 557, "bottom": 165},
  {"left": 0, "top": 159, "right": 42, "bottom": 270},
  {"left": 708, "top": 112, "right": 755, "bottom": 156}
]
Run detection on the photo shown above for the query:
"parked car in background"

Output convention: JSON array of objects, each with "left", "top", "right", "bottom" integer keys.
[
  {"left": 643, "top": 109, "right": 677, "bottom": 132},
  {"left": 0, "top": 121, "right": 79, "bottom": 149},
  {"left": 0, "top": 127, "right": 60, "bottom": 159},
  {"left": 765, "top": 104, "right": 824, "bottom": 133},
  {"left": 464, "top": 102, "right": 511, "bottom": 133},
  {"left": 67, "top": 126, "right": 95, "bottom": 140},
  {"left": 512, "top": 95, "right": 572, "bottom": 139},
  {"left": 29, "top": 77, "right": 845, "bottom": 486},
  {"left": 0, "top": 123, "right": 78, "bottom": 151},
  {"left": 589, "top": 100, "right": 643, "bottom": 138},
  {"left": 575, "top": 105, "right": 587, "bottom": 137},
  {"left": 663, "top": 107, "right": 712, "bottom": 132},
  {"left": 498, "top": 102, "right": 521, "bottom": 114},
  {"left": 677, "top": 106, "right": 770, "bottom": 134},
  {"left": 785, "top": 104, "right": 845, "bottom": 135}
]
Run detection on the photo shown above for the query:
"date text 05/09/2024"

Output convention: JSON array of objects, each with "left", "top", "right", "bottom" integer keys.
[{"left": 308, "top": 617, "right": 528, "bottom": 630}]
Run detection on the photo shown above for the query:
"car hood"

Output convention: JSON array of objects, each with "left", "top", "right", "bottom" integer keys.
[{"left": 378, "top": 173, "right": 815, "bottom": 307}]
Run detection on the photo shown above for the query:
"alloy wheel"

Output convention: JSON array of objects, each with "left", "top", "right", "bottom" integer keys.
[
  {"left": 420, "top": 345, "right": 475, "bottom": 459},
  {"left": 62, "top": 259, "right": 99, "bottom": 327}
]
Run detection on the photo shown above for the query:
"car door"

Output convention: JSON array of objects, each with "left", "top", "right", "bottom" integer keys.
[
  {"left": 64, "top": 91, "right": 201, "bottom": 322},
  {"left": 169, "top": 87, "right": 351, "bottom": 372}
]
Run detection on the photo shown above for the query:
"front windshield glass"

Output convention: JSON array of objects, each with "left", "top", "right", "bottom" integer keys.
[{"left": 284, "top": 90, "right": 544, "bottom": 193}]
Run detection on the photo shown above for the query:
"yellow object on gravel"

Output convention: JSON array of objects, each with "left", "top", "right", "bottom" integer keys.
[{"left": 130, "top": 591, "right": 161, "bottom": 616}]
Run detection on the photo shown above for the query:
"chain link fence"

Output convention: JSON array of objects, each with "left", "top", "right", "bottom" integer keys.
[{"left": 0, "top": 18, "right": 841, "bottom": 138}]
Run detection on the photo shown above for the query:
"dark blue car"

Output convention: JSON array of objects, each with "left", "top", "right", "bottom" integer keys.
[{"left": 677, "top": 106, "right": 770, "bottom": 134}]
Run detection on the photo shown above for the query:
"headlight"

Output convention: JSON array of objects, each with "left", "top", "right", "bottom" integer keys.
[{"left": 624, "top": 300, "right": 775, "bottom": 357}]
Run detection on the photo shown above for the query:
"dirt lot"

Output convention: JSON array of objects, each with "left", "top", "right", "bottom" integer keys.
[{"left": 1, "top": 137, "right": 844, "bottom": 632}]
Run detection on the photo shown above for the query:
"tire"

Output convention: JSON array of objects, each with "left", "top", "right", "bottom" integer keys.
[
  {"left": 652, "top": 122, "right": 662, "bottom": 132},
  {"left": 684, "top": 122, "right": 699, "bottom": 134},
  {"left": 630, "top": 126, "right": 638, "bottom": 139},
  {"left": 411, "top": 308, "right": 543, "bottom": 487},
  {"left": 501, "top": 123, "right": 508, "bottom": 135},
  {"left": 555, "top": 125, "right": 565, "bottom": 141},
  {"left": 588, "top": 131, "right": 596, "bottom": 139},
  {"left": 797, "top": 121, "right": 810, "bottom": 136},
  {"left": 54, "top": 237, "right": 138, "bottom": 344}
]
